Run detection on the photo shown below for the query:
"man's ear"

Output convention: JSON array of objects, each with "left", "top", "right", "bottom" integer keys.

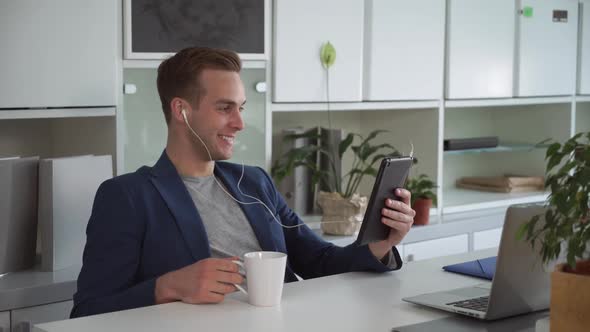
[{"left": 170, "top": 97, "right": 189, "bottom": 123}]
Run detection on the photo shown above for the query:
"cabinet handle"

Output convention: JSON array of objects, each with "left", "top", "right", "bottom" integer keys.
[{"left": 14, "top": 321, "right": 31, "bottom": 332}]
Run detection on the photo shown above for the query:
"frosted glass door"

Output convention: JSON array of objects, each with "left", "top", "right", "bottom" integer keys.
[
  {"left": 273, "top": 0, "right": 364, "bottom": 102},
  {"left": 363, "top": 0, "right": 445, "bottom": 101},
  {"left": 516, "top": 0, "right": 578, "bottom": 97},
  {"left": 122, "top": 69, "right": 267, "bottom": 173},
  {"left": 446, "top": 0, "right": 516, "bottom": 99}
]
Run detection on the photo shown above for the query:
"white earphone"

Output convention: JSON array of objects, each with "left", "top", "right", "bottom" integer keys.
[{"left": 181, "top": 107, "right": 207, "bottom": 149}]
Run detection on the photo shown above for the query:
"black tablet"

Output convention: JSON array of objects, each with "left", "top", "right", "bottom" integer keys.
[{"left": 355, "top": 156, "right": 414, "bottom": 246}]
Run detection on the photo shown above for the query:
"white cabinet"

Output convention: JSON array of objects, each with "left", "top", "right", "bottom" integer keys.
[
  {"left": 516, "top": 0, "right": 579, "bottom": 97},
  {"left": 12, "top": 301, "right": 72, "bottom": 332},
  {"left": 403, "top": 234, "right": 468, "bottom": 262},
  {"left": 363, "top": 0, "right": 445, "bottom": 101},
  {"left": 0, "top": 311, "right": 9, "bottom": 332},
  {"left": 474, "top": 228, "right": 503, "bottom": 251},
  {"left": 446, "top": 0, "right": 516, "bottom": 99},
  {"left": 579, "top": 0, "right": 590, "bottom": 95},
  {"left": 0, "top": 0, "right": 117, "bottom": 109},
  {"left": 273, "top": 0, "right": 364, "bottom": 102}
]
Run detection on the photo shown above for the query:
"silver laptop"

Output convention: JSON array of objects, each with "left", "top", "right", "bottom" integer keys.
[{"left": 403, "top": 204, "right": 553, "bottom": 320}]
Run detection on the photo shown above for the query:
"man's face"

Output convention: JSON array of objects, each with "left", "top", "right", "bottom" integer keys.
[{"left": 185, "top": 69, "right": 246, "bottom": 161}]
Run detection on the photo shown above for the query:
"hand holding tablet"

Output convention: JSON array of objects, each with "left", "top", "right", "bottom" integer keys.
[{"left": 355, "top": 156, "right": 414, "bottom": 246}]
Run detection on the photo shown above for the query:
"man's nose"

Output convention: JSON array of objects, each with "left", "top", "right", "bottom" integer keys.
[{"left": 231, "top": 110, "right": 245, "bottom": 131}]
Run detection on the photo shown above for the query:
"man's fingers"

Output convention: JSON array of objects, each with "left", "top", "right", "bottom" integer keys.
[
  {"left": 382, "top": 208, "right": 414, "bottom": 224},
  {"left": 203, "top": 291, "right": 225, "bottom": 303},
  {"left": 385, "top": 198, "right": 415, "bottom": 217},
  {"left": 382, "top": 217, "right": 412, "bottom": 232},
  {"left": 393, "top": 188, "right": 411, "bottom": 205},
  {"left": 210, "top": 281, "right": 238, "bottom": 295},
  {"left": 216, "top": 270, "right": 244, "bottom": 285},
  {"left": 208, "top": 258, "right": 240, "bottom": 273}
]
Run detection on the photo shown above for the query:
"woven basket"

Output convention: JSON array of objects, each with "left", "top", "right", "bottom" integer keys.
[{"left": 317, "top": 191, "right": 367, "bottom": 236}]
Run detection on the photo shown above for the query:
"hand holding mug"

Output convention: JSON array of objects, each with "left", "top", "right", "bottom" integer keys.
[{"left": 155, "top": 257, "right": 244, "bottom": 304}]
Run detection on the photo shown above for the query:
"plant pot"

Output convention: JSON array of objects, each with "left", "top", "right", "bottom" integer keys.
[
  {"left": 550, "top": 260, "right": 590, "bottom": 332},
  {"left": 317, "top": 191, "right": 367, "bottom": 236},
  {"left": 412, "top": 198, "right": 432, "bottom": 226}
]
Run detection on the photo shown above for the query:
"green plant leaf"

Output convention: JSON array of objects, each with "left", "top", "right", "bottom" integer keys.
[
  {"left": 320, "top": 42, "right": 336, "bottom": 69},
  {"left": 361, "top": 129, "right": 389, "bottom": 146},
  {"left": 520, "top": 131, "right": 590, "bottom": 268},
  {"left": 338, "top": 133, "right": 355, "bottom": 158},
  {"left": 405, "top": 174, "right": 438, "bottom": 206},
  {"left": 545, "top": 142, "right": 561, "bottom": 159}
]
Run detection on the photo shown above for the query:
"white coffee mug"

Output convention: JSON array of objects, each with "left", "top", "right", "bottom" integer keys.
[{"left": 233, "top": 251, "right": 287, "bottom": 307}]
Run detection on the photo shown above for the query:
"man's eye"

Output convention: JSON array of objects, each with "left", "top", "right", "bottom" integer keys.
[{"left": 239, "top": 106, "right": 245, "bottom": 112}]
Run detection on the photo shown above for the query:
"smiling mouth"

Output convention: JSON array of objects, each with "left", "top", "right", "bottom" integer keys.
[{"left": 219, "top": 135, "right": 235, "bottom": 144}]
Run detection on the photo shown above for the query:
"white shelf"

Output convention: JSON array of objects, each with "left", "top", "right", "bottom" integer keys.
[
  {"left": 442, "top": 188, "right": 548, "bottom": 214},
  {"left": 271, "top": 100, "right": 440, "bottom": 112},
  {"left": 123, "top": 59, "right": 267, "bottom": 69},
  {"left": 301, "top": 207, "right": 438, "bottom": 231},
  {"left": 271, "top": 96, "right": 575, "bottom": 112},
  {"left": 444, "top": 96, "right": 572, "bottom": 108},
  {"left": 0, "top": 107, "right": 116, "bottom": 120},
  {"left": 576, "top": 95, "right": 590, "bottom": 102}
]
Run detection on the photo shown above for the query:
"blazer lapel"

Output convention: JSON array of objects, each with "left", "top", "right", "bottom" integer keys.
[
  {"left": 149, "top": 151, "right": 211, "bottom": 260},
  {"left": 214, "top": 165, "right": 277, "bottom": 252}
]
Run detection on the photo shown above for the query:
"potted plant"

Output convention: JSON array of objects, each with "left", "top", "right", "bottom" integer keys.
[
  {"left": 517, "top": 132, "right": 590, "bottom": 332},
  {"left": 405, "top": 174, "right": 437, "bottom": 225},
  {"left": 271, "top": 129, "right": 402, "bottom": 235}
]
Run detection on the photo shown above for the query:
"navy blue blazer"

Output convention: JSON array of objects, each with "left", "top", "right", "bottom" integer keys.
[{"left": 71, "top": 151, "right": 402, "bottom": 317}]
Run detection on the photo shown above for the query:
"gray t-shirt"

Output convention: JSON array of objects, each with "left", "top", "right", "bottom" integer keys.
[{"left": 182, "top": 175, "right": 262, "bottom": 258}]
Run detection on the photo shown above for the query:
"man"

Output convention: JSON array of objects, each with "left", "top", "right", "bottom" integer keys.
[{"left": 71, "top": 47, "right": 415, "bottom": 317}]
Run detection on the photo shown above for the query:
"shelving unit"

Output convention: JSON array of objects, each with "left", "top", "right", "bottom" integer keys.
[
  {"left": 0, "top": 107, "right": 115, "bottom": 120},
  {"left": 269, "top": 1, "right": 590, "bottom": 226}
]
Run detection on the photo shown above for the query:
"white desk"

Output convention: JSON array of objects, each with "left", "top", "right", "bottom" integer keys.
[{"left": 34, "top": 249, "right": 546, "bottom": 332}]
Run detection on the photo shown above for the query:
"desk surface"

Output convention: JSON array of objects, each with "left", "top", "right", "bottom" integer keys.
[{"left": 35, "top": 248, "right": 543, "bottom": 332}]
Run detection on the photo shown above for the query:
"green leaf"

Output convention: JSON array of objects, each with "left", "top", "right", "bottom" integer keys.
[
  {"left": 361, "top": 130, "right": 389, "bottom": 146},
  {"left": 338, "top": 133, "right": 355, "bottom": 158},
  {"left": 320, "top": 42, "right": 336, "bottom": 69},
  {"left": 546, "top": 152, "right": 565, "bottom": 173},
  {"left": 545, "top": 142, "right": 561, "bottom": 159},
  {"left": 405, "top": 174, "right": 438, "bottom": 206},
  {"left": 362, "top": 166, "right": 378, "bottom": 177}
]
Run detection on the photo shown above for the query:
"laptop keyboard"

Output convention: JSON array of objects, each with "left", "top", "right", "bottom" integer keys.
[{"left": 447, "top": 296, "right": 489, "bottom": 312}]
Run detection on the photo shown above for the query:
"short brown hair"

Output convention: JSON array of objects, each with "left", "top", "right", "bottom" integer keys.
[{"left": 156, "top": 47, "right": 242, "bottom": 123}]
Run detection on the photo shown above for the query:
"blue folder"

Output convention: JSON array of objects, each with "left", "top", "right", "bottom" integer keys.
[{"left": 442, "top": 256, "right": 496, "bottom": 280}]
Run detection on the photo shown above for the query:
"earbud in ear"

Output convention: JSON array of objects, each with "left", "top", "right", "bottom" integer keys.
[{"left": 181, "top": 109, "right": 188, "bottom": 122}]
